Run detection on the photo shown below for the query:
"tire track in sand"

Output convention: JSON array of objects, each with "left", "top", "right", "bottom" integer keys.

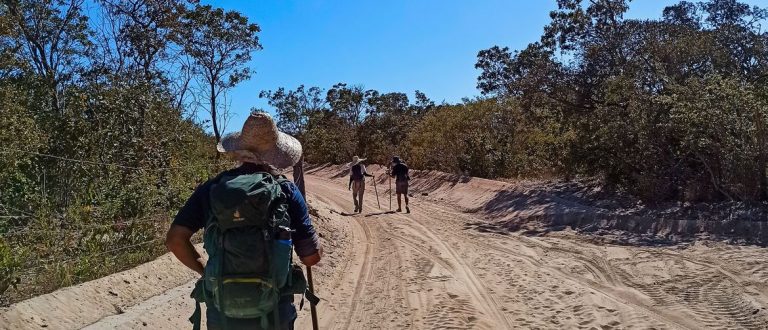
[
  {"left": 411, "top": 199, "right": 699, "bottom": 329},
  {"left": 340, "top": 217, "right": 375, "bottom": 330},
  {"left": 383, "top": 211, "right": 514, "bottom": 329},
  {"left": 311, "top": 174, "right": 510, "bottom": 328},
  {"left": 310, "top": 178, "right": 415, "bottom": 329}
]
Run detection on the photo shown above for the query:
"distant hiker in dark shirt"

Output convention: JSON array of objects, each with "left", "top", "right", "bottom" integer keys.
[
  {"left": 165, "top": 113, "right": 322, "bottom": 330},
  {"left": 348, "top": 156, "right": 374, "bottom": 213},
  {"left": 389, "top": 156, "right": 410, "bottom": 213}
]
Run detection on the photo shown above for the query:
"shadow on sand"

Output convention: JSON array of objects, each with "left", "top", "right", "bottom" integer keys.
[
  {"left": 329, "top": 209, "right": 396, "bottom": 217},
  {"left": 364, "top": 211, "right": 397, "bottom": 217},
  {"left": 329, "top": 209, "right": 357, "bottom": 217}
]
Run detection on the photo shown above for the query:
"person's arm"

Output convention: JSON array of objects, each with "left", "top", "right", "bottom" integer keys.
[
  {"left": 362, "top": 164, "right": 373, "bottom": 177},
  {"left": 165, "top": 225, "right": 205, "bottom": 276},
  {"left": 348, "top": 176, "right": 353, "bottom": 190},
  {"left": 283, "top": 182, "right": 322, "bottom": 266},
  {"left": 166, "top": 181, "right": 209, "bottom": 276}
]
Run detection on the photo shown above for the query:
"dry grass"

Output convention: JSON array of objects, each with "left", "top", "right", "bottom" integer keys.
[{"left": 1, "top": 215, "right": 172, "bottom": 306}]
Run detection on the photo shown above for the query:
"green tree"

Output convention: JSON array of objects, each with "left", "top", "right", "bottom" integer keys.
[
  {"left": 95, "top": 0, "right": 191, "bottom": 81},
  {"left": 3, "top": 0, "right": 91, "bottom": 113},
  {"left": 259, "top": 85, "right": 328, "bottom": 137},
  {"left": 475, "top": 0, "right": 768, "bottom": 201},
  {"left": 326, "top": 83, "right": 373, "bottom": 127},
  {"left": 178, "top": 4, "right": 261, "bottom": 142}
]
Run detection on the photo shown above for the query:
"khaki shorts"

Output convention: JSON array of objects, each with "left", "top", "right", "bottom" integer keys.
[{"left": 396, "top": 180, "right": 408, "bottom": 194}]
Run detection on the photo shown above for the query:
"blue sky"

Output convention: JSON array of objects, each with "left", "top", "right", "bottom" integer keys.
[{"left": 206, "top": 0, "right": 765, "bottom": 133}]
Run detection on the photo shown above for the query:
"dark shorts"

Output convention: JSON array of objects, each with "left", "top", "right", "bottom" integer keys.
[
  {"left": 396, "top": 180, "right": 408, "bottom": 194},
  {"left": 206, "top": 301, "right": 297, "bottom": 330}
]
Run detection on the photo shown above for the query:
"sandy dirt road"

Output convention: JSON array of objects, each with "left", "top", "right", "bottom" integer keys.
[
  {"left": 5, "top": 170, "right": 768, "bottom": 329},
  {"left": 291, "top": 172, "right": 768, "bottom": 330}
]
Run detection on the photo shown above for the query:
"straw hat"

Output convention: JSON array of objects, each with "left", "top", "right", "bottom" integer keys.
[
  {"left": 348, "top": 156, "right": 366, "bottom": 167},
  {"left": 217, "top": 112, "right": 302, "bottom": 169}
]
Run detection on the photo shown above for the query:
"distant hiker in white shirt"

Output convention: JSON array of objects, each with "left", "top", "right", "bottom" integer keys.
[{"left": 348, "top": 156, "right": 374, "bottom": 213}]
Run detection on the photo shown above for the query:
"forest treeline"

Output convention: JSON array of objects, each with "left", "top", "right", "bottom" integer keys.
[
  {"left": 0, "top": 0, "right": 259, "bottom": 302},
  {"left": 265, "top": 0, "right": 768, "bottom": 204}
]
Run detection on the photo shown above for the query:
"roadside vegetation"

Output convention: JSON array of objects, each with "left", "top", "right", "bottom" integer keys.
[{"left": 0, "top": 0, "right": 256, "bottom": 304}]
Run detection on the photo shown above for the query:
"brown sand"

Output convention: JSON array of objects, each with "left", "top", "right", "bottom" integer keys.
[{"left": 2, "top": 166, "right": 768, "bottom": 329}]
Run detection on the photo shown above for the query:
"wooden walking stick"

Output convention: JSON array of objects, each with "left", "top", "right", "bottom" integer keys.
[
  {"left": 292, "top": 156, "right": 319, "bottom": 330},
  {"left": 372, "top": 175, "right": 381, "bottom": 209},
  {"left": 388, "top": 163, "right": 392, "bottom": 211}
]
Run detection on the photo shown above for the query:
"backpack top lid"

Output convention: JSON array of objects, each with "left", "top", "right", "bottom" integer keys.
[{"left": 209, "top": 172, "right": 286, "bottom": 231}]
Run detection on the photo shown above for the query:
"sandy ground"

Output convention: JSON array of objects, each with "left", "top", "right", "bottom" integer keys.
[{"left": 3, "top": 166, "right": 768, "bottom": 329}]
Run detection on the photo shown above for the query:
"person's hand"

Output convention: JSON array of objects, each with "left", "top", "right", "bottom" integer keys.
[{"left": 300, "top": 248, "right": 323, "bottom": 267}]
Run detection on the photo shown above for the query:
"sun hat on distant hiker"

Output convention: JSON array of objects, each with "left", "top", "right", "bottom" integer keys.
[
  {"left": 348, "top": 155, "right": 366, "bottom": 167},
  {"left": 392, "top": 156, "right": 401, "bottom": 164},
  {"left": 217, "top": 112, "right": 302, "bottom": 169}
]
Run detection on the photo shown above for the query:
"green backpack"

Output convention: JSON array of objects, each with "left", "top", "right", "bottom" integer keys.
[{"left": 190, "top": 172, "right": 297, "bottom": 329}]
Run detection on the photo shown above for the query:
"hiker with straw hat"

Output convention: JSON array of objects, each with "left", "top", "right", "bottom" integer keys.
[
  {"left": 166, "top": 112, "right": 322, "bottom": 330},
  {"left": 348, "top": 155, "right": 374, "bottom": 213}
]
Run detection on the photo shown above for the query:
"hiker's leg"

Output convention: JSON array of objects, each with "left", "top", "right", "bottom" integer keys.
[
  {"left": 205, "top": 306, "right": 222, "bottom": 330},
  {"left": 396, "top": 181, "right": 409, "bottom": 213},
  {"left": 404, "top": 189, "right": 409, "bottom": 206},
  {"left": 276, "top": 301, "right": 298, "bottom": 330},
  {"left": 397, "top": 193, "right": 402, "bottom": 210},
  {"left": 358, "top": 181, "right": 365, "bottom": 211},
  {"left": 352, "top": 181, "right": 361, "bottom": 210},
  {"left": 404, "top": 191, "right": 410, "bottom": 213}
]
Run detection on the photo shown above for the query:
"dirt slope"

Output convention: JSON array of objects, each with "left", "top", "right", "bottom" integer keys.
[
  {"left": 3, "top": 166, "right": 768, "bottom": 329},
  {"left": 0, "top": 253, "right": 199, "bottom": 329}
]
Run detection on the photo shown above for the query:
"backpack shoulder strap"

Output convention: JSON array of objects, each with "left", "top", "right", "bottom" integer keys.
[
  {"left": 203, "top": 172, "right": 230, "bottom": 228},
  {"left": 275, "top": 174, "right": 290, "bottom": 183}
]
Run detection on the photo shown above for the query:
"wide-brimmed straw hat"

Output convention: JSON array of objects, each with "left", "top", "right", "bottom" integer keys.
[
  {"left": 348, "top": 156, "right": 366, "bottom": 167},
  {"left": 217, "top": 112, "right": 302, "bottom": 169}
]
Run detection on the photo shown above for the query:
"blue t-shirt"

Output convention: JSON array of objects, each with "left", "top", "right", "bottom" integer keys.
[{"left": 172, "top": 164, "right": 320, "bottom": 257}]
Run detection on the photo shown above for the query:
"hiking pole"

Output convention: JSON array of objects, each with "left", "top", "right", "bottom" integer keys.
[
  {"left": 388, "top": 164, "right": 392, "bottom": 211},
  {"left": 372, "top": 175, "right": 381, "bottom": 209},
  {"left": 292, "top": 157, "right": 320, "bottom": 330},
  {"left": 306, "top": 267, "right": 319, "bottom": 330}
]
